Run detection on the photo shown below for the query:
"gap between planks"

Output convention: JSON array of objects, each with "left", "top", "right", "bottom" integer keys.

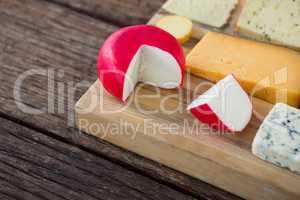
[{"left": 43, "top": 0, "right": 165, "bottom": 27}]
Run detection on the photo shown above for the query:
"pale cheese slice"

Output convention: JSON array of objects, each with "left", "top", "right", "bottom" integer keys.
[
  {"left": 237, "top": 0, "right": 300, "bottom": 50},
  {"left": 156, "top": 15, "right": 193, "bottom": 44},
  {"left": 163, "top": 0, "right": 238, "bottom": 28}
]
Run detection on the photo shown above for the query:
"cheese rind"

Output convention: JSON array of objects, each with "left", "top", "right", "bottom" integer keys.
[
  {"left": 237, "top": 0, "right": 300, "bottom": 50},
  {"left": 186, "top": 32, "right": 300, "bottom": 107},
  {"left": 163, "top": 0, "right": 238, "bottom": 28},
  {"left": 252, "top": 103, "right": 300, "bottom": 174},
  {"left": 187, "top": 74, "right": 252, "bottom": 132}
]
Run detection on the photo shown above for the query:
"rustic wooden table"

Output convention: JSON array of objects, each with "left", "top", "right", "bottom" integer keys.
[{"left": 0, "top": 0, "right": 242, "bottom": 199}]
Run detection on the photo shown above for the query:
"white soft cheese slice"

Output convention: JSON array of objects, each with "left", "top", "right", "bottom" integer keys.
[
  {"left": 252, "top": 103, "right": 300, "bottom": 174},
  {"left": 123, "top": 45, "right": 182, "bottom": 101},
  {"left": 163, "top": 0, "right": 238, "bottom": 28},
  {"left": 238, "top": 0, "right": 300, "bottom": 50}
]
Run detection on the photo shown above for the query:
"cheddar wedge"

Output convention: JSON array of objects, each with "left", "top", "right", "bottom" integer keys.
[{"left": 186, "top": 32, "right": 300, "bottom": 107}]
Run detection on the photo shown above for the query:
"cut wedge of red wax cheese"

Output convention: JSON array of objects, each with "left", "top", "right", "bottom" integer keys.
[
  {"left": 187, "top": 75, "right": 253, "bottom": 132},
  {"left": 97, "top": 25, "right": 185, "bottom": 101}
]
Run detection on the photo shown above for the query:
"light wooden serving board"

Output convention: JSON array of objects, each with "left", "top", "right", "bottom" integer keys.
[
  {"left": 75, "top": 77, "right": 300, "bottom": 200},
  {"left": 75, "top": 2, "right": 300, "bottom": 200}
]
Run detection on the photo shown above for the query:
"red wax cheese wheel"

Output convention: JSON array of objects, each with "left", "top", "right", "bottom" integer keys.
[
  {"left": 187, "top": 75, "right": 253, "bottom": 132},
  {"left": 98, "top": 25, "right": 185, "bottom": 101}
]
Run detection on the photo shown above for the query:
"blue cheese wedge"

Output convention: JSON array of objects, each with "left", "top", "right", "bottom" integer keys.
[
  {"left": 237, "top": 0, "right": 300, "bottom": 50},
  {"left": 252, "top": 103, "right": 300, "bottom": 174},
  {"left": 162, "top": 0, "right": 238, "bottom": 28}
]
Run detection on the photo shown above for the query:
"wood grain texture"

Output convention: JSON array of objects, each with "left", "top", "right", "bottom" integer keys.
[
  {"left": 49, "top": 0, "right": 165, "bottom": 26},
  {"left": 0, "top": 0, "right": 240, "bottom": 199},
  {"left": 0, "top": 116, "right": 198, "bottom": 200}
]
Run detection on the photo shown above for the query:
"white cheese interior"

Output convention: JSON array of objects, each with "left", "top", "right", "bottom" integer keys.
[
  {"left": 238, "top": 0, "right": 300, "bottom": 50},
  {"left": 122, "top": 45, "right": 182, "bottom": 101},
  {"left": 252, "top": 103, "right": 300, "bottom": 174},
  {"left": 188, "top": 75, "right": 252, "bottom": 131},
  {"left": 163, "top": 0, "right": 238, "bottom": 28}
]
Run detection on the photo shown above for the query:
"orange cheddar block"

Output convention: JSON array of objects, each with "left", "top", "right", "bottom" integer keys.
[{"left": 186, "top": 32, "right": 300, "bottom": 107}]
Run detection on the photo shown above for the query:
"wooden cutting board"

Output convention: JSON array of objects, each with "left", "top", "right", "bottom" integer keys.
[
  {"left": 75, "top": 1, "right": 300, "bottom": 199},
  {"left": 75, "top": 77, "right": 300, "bottom": 200}
]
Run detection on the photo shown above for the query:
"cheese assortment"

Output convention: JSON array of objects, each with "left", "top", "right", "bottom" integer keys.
[
  {"left": 237, "top": 0, "right": 300, "bottom": 50},
  {"left": 162, "top": 0, "right": 238, "bottom": 28},
  {"left": 186, "top": 32, "right": 300, "bottom": 107},
  {"left": 252, "top": 103, "right": 300, "bottom": 174},
  {"left": 161, "top": 0, "right": 300, "bottom": 50},
  {"left": 93, "top": 0, "right": 300, "bottom": 178}
]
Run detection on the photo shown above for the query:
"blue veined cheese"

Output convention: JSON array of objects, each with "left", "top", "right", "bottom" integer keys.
[
  {"left": 162, "top": 0, "right": 238, "bottom": 28},
  {"left": 252, "top": 103, "right": 300, "bottom": 174}
]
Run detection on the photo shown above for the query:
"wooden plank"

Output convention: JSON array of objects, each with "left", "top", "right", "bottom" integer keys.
[
  {"left": 0, "top": 0, "right": 240, "bottom": 199},
  {"left": 0, "top": 116, "right": 198, "bottom": 200},
  {"left": 49, "top": 0, "right": 165, "bottom": 26}
]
